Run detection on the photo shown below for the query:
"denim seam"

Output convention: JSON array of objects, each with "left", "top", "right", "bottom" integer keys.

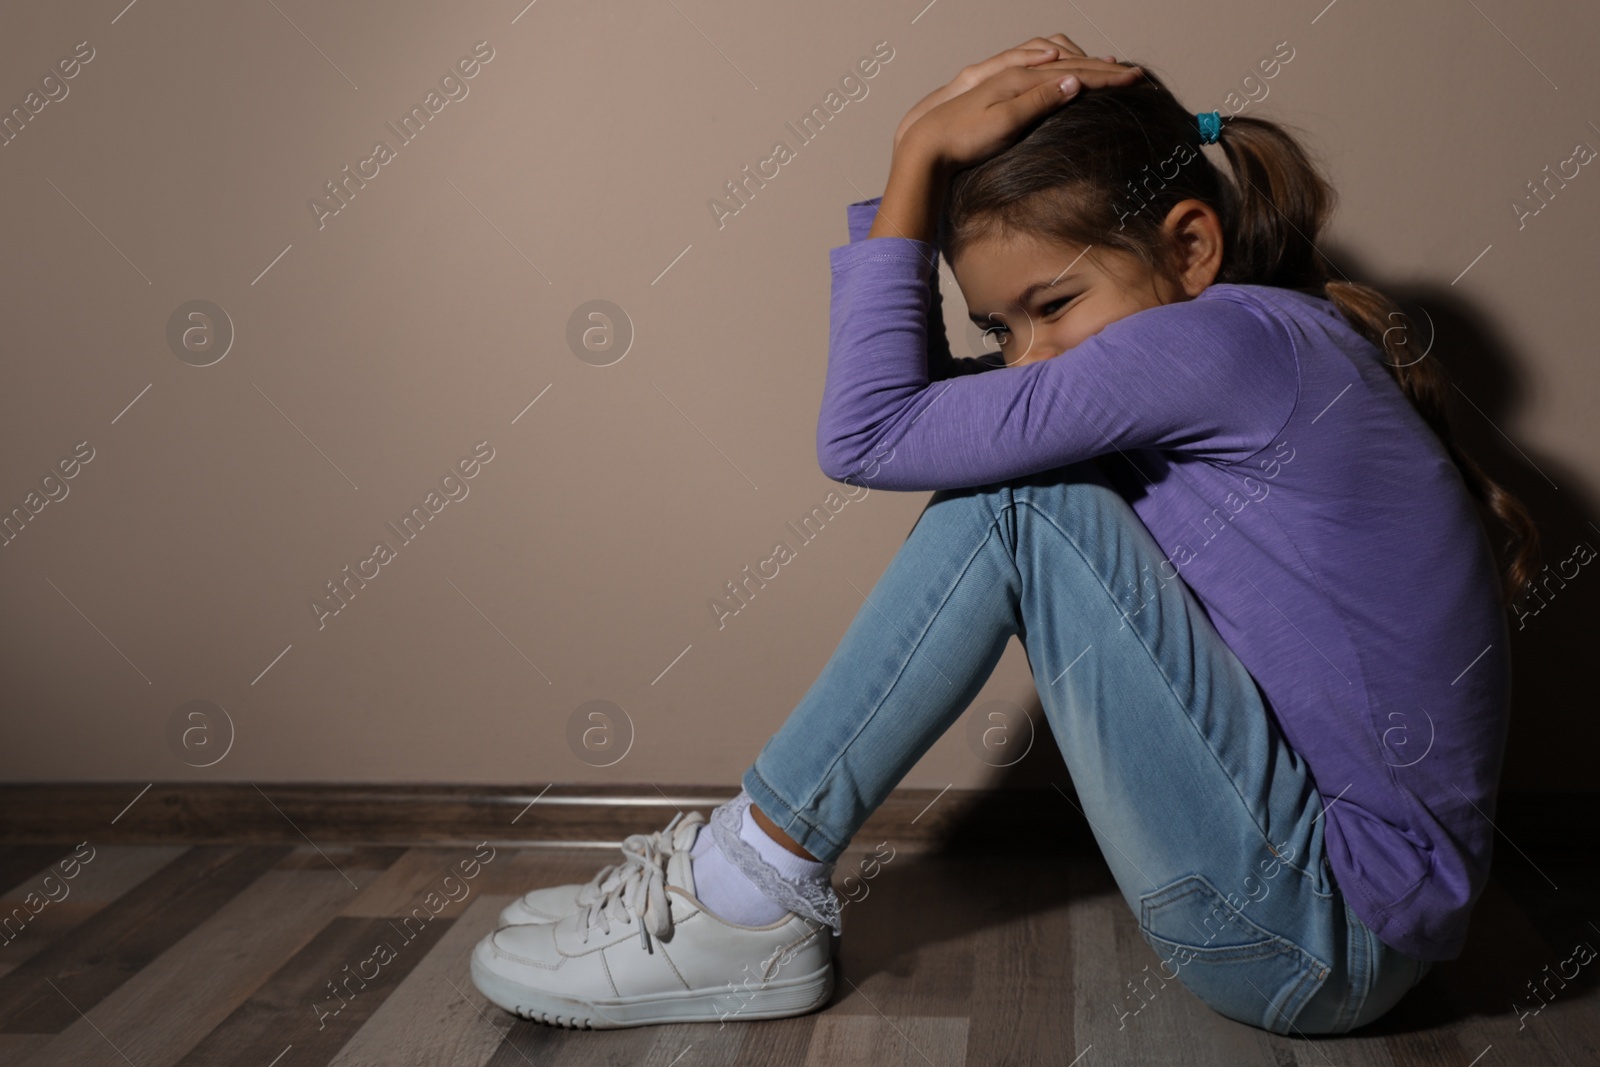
[
  {"left": 1145, "top": 933, "right": 1290, "bottom": 964},
  {"left": 1140, "top": 875, "right": 1324, "bottom": 966},
  {"left": 1277, "top": 962, "right": 1325, "bottom": 1034},
  {"left": 1356, "top": 909, "right": 1376, "bottom": 1029},
  {"left": 1331, "top": 900, "right": 1364, "bottom": 1031},
  {"left": 785, "top": 512, "right": 1015, "bottom": 845},
  {"left": 742, "top": 764, "right": 847, "bottom": 861}
]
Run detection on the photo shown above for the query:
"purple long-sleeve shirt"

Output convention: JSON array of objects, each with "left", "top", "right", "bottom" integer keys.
[{"left": 821, "top": 196, "right": 1511, "bottom": 960}]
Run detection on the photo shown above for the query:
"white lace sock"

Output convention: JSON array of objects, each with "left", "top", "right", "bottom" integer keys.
[{"left": 688, "top": 791, "right": 840, "bottom": 931}]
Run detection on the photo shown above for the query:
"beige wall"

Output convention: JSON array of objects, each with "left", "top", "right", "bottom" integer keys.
[{"left": 2, "top": 0, "right": 1595, "bottom": 791}]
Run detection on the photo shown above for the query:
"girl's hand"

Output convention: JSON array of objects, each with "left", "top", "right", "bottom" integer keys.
[
  {"left": 899, "top": 54, "right": 1141, "bottom": 173},
  {"left": 864, "top": 37, "right": 1138, "bottom": 244},
  {"left": 892, "top": 34, "right": 1137, "bottom": 154},
  {"left": 892, "top": 35, "right": 1094, "bottom": 152}
]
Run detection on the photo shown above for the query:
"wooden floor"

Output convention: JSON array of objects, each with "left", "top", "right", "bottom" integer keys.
[{"left": 0, "top": 835, "right": 1595, "bottom": 1066}]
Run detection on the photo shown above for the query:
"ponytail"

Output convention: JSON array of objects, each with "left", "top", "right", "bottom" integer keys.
[
  {"left": 1321, "top": 280, "right": 1541, "bottom": 601},
  {"left": 1211, "top": 116, "right": 1331, "bottom": 291}
]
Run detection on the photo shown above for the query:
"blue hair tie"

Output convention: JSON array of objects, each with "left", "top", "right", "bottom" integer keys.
[{"left": 1197, "top": 110, "right": 1223, "bottom": 145}]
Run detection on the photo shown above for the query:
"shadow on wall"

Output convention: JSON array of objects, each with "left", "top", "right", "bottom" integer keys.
[{"left": 1374, "top": 273, "right": 1596, "bottom": 794}]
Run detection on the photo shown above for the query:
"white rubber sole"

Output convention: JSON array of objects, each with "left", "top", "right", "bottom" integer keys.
[{"left": 470, "top": 954, "right": 834, "bottom": 1029}]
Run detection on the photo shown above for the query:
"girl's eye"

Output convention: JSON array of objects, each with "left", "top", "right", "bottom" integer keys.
[
  {"left": 1041, "top": 295, "right": 1077, "bottom": 316},
  {"left": 982, "top": 324, "right": 1010, "bottom": 344}
]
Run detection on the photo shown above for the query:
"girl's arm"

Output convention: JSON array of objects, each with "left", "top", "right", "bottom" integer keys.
[
  {"left": 844, "top": 196, "right": 1003, "bottom": 381},
  {"left": 817, "top": 231, "right": 1301, "bottom": 491},
  {"left": 840, "top": 38, "right": 1138, "bottom": 390},
  {"left": 818, "top": 57, "right": 1296, "bottom": 492}
]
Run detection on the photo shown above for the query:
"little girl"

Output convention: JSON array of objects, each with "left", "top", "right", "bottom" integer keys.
[{"left": 471, "top": 34, "right": 1536, "bottom": 1037}]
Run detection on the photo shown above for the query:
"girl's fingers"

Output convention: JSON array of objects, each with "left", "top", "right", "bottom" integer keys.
[
  {"left": 948, "top": 44, "right": 1074, "bottom": 100},
  {"left": 980, "top": 63, "right": 1124, "bottom": 113},
  {"left": 898, "top": 45, "right": 1064, "bottom": 143},
  {"left": 1020, "top": 34, "right": 1083, "bottom": 58},
  {"left": 1028, "top": 58, "right": 1143, "bottom": 86},
  {"left": 1029, "top": 56, "right": 1141, "bottom": 76},
  {"left": 966, "top": 36, "right": 1106, "bottom": 90},
  {"left": 1042, "top": 33, "right": 1090, "bottom": 57},
  {"left": 965, "top": 45, "right": 1062, "bottom": 83},
  {"left": 1017, "top": 33, "right": 1087, "bottom": 58},
  {"left": 997, "top": 71, "right": 1083, "bottom": 130}
]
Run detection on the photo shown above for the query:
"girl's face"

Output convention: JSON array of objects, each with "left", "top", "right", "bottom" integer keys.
[{"left": 950, "top": 231, "right": 1192, "bottom": 367}]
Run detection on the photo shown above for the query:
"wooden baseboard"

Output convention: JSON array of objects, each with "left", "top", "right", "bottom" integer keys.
[
  {"left": 0, "top": 783, "right": 1589, "bottom": 853},
  {"left": 0, "top": 782, "right": 1100, "bottom": 851}
]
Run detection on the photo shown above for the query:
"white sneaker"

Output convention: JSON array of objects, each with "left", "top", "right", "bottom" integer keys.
[
  {"left": 497, "top": 810, "right": 706, "bottom": 927},
  {"left": 470, "top": 820, "right": 835, "bottom": 1028}
]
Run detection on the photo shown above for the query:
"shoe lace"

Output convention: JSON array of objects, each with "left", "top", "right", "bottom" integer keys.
[
  {"left": 573, "top": 812, "right": 693, "bottom": 909},
  {"left": 576, "top": 828, "right": 678, "bottom": 952}
]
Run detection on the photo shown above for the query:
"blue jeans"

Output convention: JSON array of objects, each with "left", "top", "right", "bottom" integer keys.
[{"left": 742, "top": 461, "right": 1433, "bottom": 1035}]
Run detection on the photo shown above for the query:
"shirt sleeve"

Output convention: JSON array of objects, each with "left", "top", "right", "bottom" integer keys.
[
  {"left": 844, "top": 197, "right": 1004, "bottom": 383},
  {"left": 817, "top": 219, "right": 1301, "bottom": 491}
]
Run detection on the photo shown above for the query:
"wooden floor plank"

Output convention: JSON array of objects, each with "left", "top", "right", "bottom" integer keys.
[
  {"left": 0, "top": 1033, "right": 51, "bottom": 1060},
  {"left": 1493, "top": 847, "right": 1600, "bottom": 1057},
  {"left": 963, "top": 854, "right": 1076, "bottom": 1064},
  {"left": 490, "top": 1004, "right": 770, "bottom": 1067},
  {"left": 0, "top": 846, "right": 188, "bottom": 973},
  {"left": 490, "top": 1016, "right": 662, "bottom": 1066},
  {"left": 340, "top": 847, "right": 494, "bottom": 920},
  {"left": 0, "top": 845, "right": 292, "bottom": 1033},
  {"left": 325, "top": 894, "right": 515, "bottom": 1067},
  {"left": 1420, "top": 879, "right": 1587, "bottom": 1067},
  {"left": 1515, "top": 991, "right": 1600, "bottom": 1066},
  {"left": 275, "top": 846, "right": 410, "bottom": 873},
  {"left": 0, "top": 834, "right": 1591, "bottom": 1064},
  {"left": 9, "top": 846, "right": 190, "bottom": 910},
  {"left": 829, "top": 850, "right": 980, "bottom": 1018},
  {"left": 173, "top": 916, "right": 455, "bottom": 1067},
  {"left": 806, "top": 1016, "right": 967, "bottom": 1066},
  {"left": 503, "top": 1020, "right": 758, "bottom": 1067},
  {"left": 0, "top": 847, "right": 78, "bottom": 899},
  {"left": 14, "top": 866, "right": 356, "bottom": 1067},
  {"left": 725, "top": 1015, "right": 818, "bottom": 1066},
  {"left": 1285, "top": 1020, "right": 1401, "bottom": 1065},
  {"left": 630, "top": 1022, "right": 753, "bottom": 1066}
]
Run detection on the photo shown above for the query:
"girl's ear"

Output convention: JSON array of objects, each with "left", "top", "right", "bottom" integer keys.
[{"left": 1161, "top": 199, "right": 1224, "bottom": 296}]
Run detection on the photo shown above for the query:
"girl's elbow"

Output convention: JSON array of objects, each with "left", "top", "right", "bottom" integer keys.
[
  {"left": 819, "top": 438, "right": 910, "bottom": 490},
  {"left": 816, "top": 439, "right": 858, "bottom": 483}
]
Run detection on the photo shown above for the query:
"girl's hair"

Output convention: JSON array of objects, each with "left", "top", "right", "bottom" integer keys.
[{"left": 935, "top": 66, "right": 1539, "bottom": 605}]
